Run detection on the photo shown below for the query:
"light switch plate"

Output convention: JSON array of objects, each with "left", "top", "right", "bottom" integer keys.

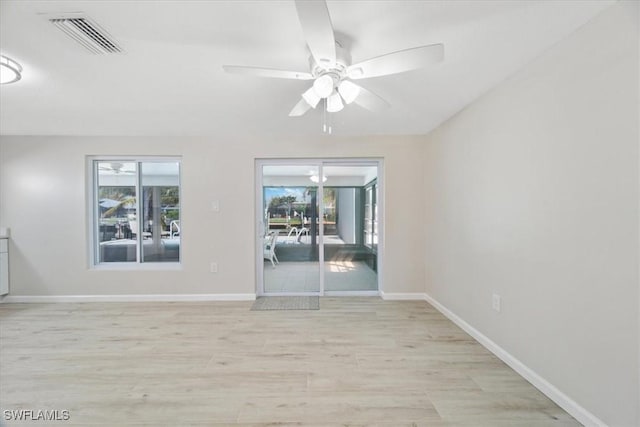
[{"left": 492, "top": 294, "right": 501, "bottom": 312}]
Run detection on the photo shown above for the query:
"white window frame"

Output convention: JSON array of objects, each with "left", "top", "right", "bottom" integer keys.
[
  {"left": 87, "top": 156, "right": 182, "bottom": 270},
  {"left": 364, "top": 179, "right": 378, "bottom": 251}
]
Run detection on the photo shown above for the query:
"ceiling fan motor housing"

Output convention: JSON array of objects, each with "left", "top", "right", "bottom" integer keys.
[{"left": 309, "top": 41, "right": 351, "bottom": 80}]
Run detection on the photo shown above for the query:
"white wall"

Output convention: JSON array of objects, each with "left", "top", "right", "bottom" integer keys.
[
  {"left": 423, "top": 2, "right": 638, "bottom": 426},
  {"left": 336, "top": 188, "right": 356, "bottom": 244},
  {"left": 0, "top": 134, "right": 425, "bottom": 297}
]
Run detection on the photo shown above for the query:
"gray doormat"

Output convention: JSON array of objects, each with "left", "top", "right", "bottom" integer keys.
[{"left": 251, "top": 296, "right": 320, "bottom": 311}]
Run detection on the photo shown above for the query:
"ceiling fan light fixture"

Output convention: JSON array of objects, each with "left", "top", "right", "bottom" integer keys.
[
  {"left": 302, "top": 87, "right": 321, "bottom": 108},
  {"left": 313, "top": 74, "right": 334, "bottom": 98},
  {"left": 338, "top": 80, "right": 360, "bottom": 104},
  {"left": 326, "top": 91, "right": 344, "bottom": 113},
  {"left": 0, "top": 55, "right": 22, "bottom": 84}
]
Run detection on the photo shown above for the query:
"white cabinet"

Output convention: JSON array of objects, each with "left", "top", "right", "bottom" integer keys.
[{"left": 0, "top": 238, "right": 8, "bottom": 296}]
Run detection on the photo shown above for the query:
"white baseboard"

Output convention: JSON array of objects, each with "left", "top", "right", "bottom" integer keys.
[
  {"left": 380, "top": 291, "right": 425, "bottom": 300},
  {"left": 0, "top": 293, "right": 257, "bottom": 303},
  {"left": 323, "top": 291, "right": 380, "bottom": 297},
  {"left": 423, "top": 293, "right": 607, "bottom": 427}
]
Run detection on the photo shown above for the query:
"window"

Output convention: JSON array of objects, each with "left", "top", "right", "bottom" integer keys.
[
  {"left": 364, "top": 180, "right": 378, "bottom": 251},
  {"left": 91, "top": 158, "right": 181, "bottom": 266}
]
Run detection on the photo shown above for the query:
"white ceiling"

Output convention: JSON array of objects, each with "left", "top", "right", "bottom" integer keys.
[{"left": 0, "top": 0, "right": 613, "bottom": 138}]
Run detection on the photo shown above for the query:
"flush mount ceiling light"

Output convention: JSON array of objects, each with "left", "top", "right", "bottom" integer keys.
[{"left": 0, "top": 55, "right": 22, "bottom": 84}]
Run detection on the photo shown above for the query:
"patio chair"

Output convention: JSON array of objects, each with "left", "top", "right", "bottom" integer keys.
[
  {"left": 170, "top": 220, "right": 180, "bottom": 238},
  {"left": 128, "top": 220, "right": 151, "bottom": 239},
  {"left": 263, "top": 231, "right": 279, "bottom": 268}
]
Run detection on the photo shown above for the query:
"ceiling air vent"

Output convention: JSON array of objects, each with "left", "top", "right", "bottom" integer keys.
[{"left": 49, "top": 15, "right": 122, "bottom": 54}]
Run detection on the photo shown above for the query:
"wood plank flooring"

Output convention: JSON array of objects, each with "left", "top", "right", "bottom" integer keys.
[{"left": 0, "top": 298, "right": 580, "bottom": 426}]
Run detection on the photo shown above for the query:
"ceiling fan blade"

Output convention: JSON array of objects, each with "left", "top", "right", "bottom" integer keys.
[
  {"left": 347, "top": 44, "right": 444, "bottom": 80},
  {"left": 289, "top": 98, "right": 313, "bottom": 117},
  {"left": 351, "top": 84, "right": 391, "bottom": 112},
  {"left": 294, "top": 0, "right": 336, "bottom": 69},
  {"left": 223, "top": 65, "right": 313, "bottom": 80}
]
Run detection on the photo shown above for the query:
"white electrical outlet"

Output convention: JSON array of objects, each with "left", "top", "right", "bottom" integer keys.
[
  {"left": 211, "top": 200, "right": 220, "bottom": 212},
  {"left": 210, "top": 262, "right": 218, "bottom": 273},
  {"left": 492, "top": 294, "right": 501, "bottom": 312}
]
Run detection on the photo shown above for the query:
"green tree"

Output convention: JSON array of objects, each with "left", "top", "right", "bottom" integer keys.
[{"left": 268, "top": 195, "right": 297, "bottom": 214}]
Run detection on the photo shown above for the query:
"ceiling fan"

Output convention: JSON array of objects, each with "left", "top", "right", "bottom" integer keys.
[
  {"left": 98, "top": 162, "right": 135, "bottom": 174},
  {"left": 222, "top": 0, "right": 444, "bottom": 117}
]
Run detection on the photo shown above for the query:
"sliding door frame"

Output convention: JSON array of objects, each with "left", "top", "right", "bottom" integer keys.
[{"left": 255, "top": 158, "right": 384, "bottom": 297}]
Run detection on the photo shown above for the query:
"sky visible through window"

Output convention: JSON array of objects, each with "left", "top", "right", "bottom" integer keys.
[{"left": 264, "top": 187, "right": 309, "bottom": 205}]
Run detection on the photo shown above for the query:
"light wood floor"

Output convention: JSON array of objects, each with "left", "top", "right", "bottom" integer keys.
[{"left": 0, "top": 298, "right": 580, "bottom": 426}]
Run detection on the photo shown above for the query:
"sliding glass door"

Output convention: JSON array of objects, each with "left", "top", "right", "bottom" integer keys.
[
  {"left": 256, "top": 159, "right": 382, "bottom": 296},
  {"left": 322, "top": 164, "right": 378, "bottom": 292},
  {"left": 259, "top": 163, "right": 321, "bottom": 294}
]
